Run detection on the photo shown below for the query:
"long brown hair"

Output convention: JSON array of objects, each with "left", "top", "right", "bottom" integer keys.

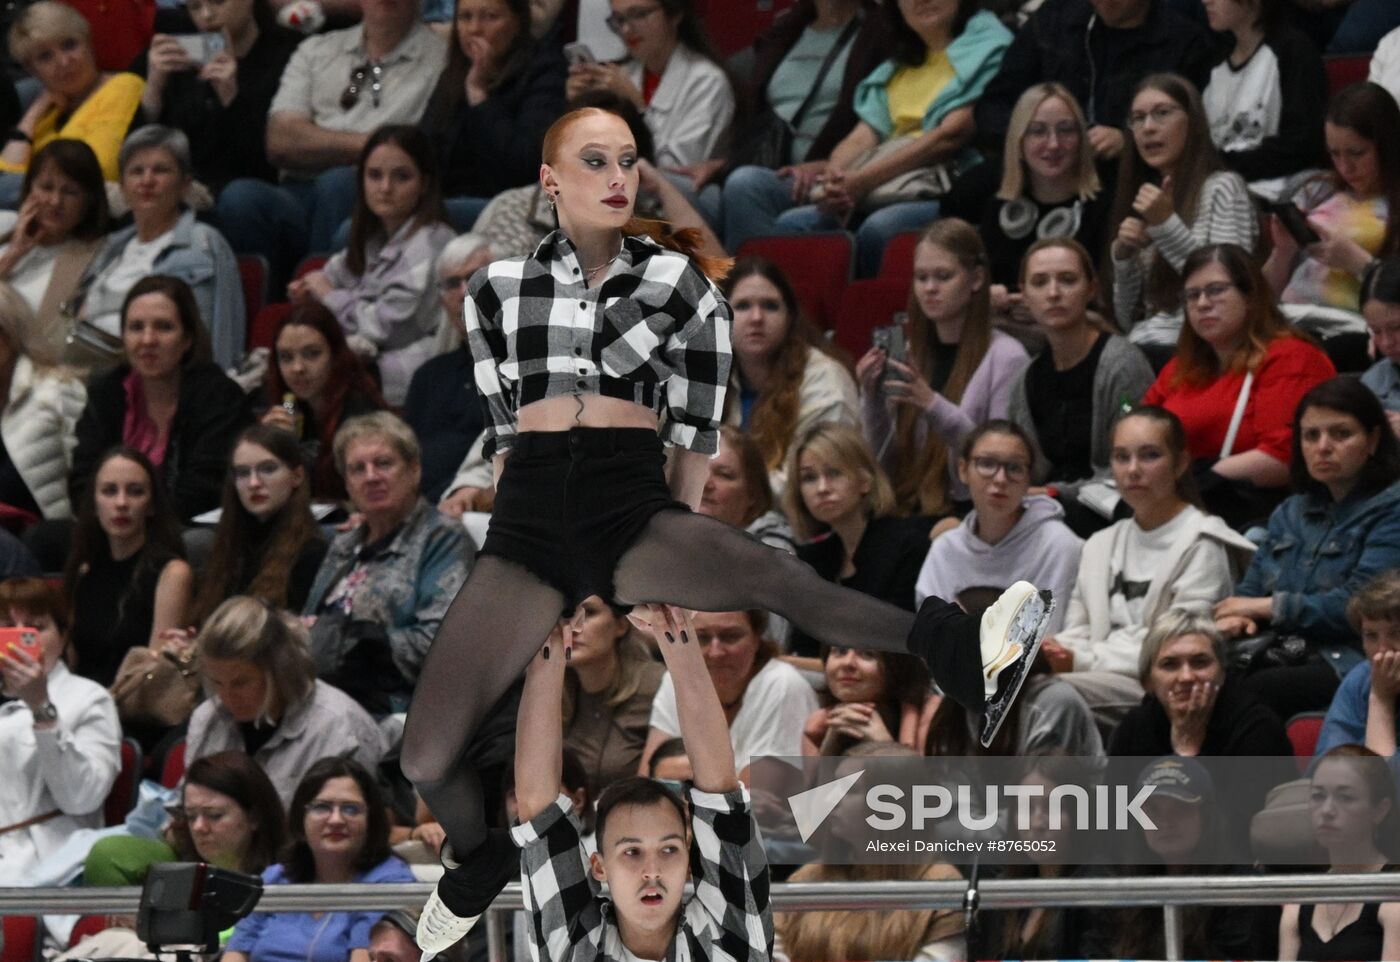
[
  {"left": 190, "top": 425, "right": 323, "bottom": 624},
  {"left": 264, "top": 303, "right": 387, "bottom": 497},
  {"left": 561, "top": 600, "right": 656, "bottom": 725},
  {"left": 168, "top": 751, "right": 287, "bottom": 873},
  {"left": 722, "top": 257, "right": 845, "bottom": 471},
  {"left": 346, "top": 125, "right": 449, "bottom": 276},
  {"left": 1325, "top": 82, "right": 1400, "bottom": 259},
  {"left": 1110, "top": 74, "right": 1224, "bottom": 320},
  {"left": 717, "top": 425, "right": 774, "bottom": 527},
  {"left": 892, "top": 219, "right": 992, "bottom": 515},
  {"left": 1172, "top": 243, "right": 1297, "bottom": 386},
  {"left": 541, "top": 108, "right": 732, "bottom": 281}
]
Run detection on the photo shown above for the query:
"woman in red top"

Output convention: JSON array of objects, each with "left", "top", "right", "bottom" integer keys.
[{"left": 1144, "top": 243, "right": 1335, "bottom": 528}]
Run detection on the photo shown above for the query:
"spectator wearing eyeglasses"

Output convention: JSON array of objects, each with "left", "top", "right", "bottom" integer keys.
[
  {"left": 973, "top": 84, "right": 1110, "bottom": 318},
  {"left": 225, "top": 756, "right": 414, "bottom": 962},
  {"left": 136, "top": 0, "right": 302, "bottom": 195},
  {"left": 262, "top": 304, "right": 388, "bottom": 502},
  {"left": 301, "top": 413, "right": 471, "bottom": 716},
  {"left": 1143, "top": 244, "right": 1334, "bottom": 529},
  {"left": 215, "top": 0, "right": 447, "bottom": 287},
  {"left": 1110, "top": 74, "right": 1256, "bottom": 357},
  {"left": 188, "top": 425, "right": 328, "bottom": 626},
  {"left": 565, "top": 0, "right": 733, "bottom": 170},
  {"left": 913, "top": 420, "right": 1080, "bottom": 635},
  {"left": 403, "top": 235, "right": 490, "bottom": 506},
  {"left": 188, "top": 597, "right": 388, "bottom": 806}
]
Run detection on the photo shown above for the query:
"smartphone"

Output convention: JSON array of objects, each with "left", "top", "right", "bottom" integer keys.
[
  {"left": 563, "top": 41, "right": 596, "bottom": 66},
  {"left": 171, "top": 32, "right": 226, "bottom": 65},
  {"left": 871, "top": 315, "right": 908, "bottom": 393},
  {"left": 0, "top": 626, "right": 42, "bottom": 662},
  {"left": 1270, "top": 201, "right": 1320, "bottom": 246}
]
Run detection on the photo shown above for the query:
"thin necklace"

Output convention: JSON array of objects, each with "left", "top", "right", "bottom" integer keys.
[{"left": 581, "top": 241, "right": 622, "bottom": 279}]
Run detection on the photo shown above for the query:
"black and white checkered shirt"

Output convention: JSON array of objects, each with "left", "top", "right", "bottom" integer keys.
[
  {"left": 464, "top": 230, "right": 732, "bottom": 459},
  {"left": 510, "top": 787, "right": 773, "bottom": 962}
]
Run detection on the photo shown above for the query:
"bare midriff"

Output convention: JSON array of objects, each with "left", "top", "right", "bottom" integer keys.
[{"left": 517, "top": 394, "right": 659, "bottom": 433}]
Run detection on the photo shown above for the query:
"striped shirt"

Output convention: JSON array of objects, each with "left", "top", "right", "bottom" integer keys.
[
  {"left": 511, "top": 787, "right": 773, "bottom": 962},
  {"left": 464, "top": 230, "right": 732, "bottom": 459}
]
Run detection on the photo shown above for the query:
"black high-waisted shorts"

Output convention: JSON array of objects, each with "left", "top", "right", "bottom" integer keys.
[{"left": 478, "top": 427, "right": 688, "bottom": 611}]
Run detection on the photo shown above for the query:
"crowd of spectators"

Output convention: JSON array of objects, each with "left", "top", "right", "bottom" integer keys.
[{"left": 0, "top": 0, "right": 1398, "bottom": 958}]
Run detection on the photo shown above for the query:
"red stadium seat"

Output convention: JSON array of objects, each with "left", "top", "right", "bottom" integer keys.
[
  {"left": 878, "top": 231, "right": 922, "bottom": 284},
  {"left": 830, "top": 278, "right": 910, "bottom": 360},
  {"left": 248, "top": 304, "right": 293, "bottom": 352},
  {"left": 103, "top": 737, "right": 143, "bottom": 827},
  {"left": 694, "top": 0, "right": 796, "bottom": 56},
  {"left": 1286, "top": 711, "right": 1327, "bottom": 766},
  {"left": 2, "top": 916, "right": 39, "bottom": 962},
  {"left": 237, "top": 255, "right": 270, "bottom": 334},
  {"left": 68, "top": 915, "right": 115, "bottom": 949},
  {"left": 736, "top": 233, "right": 854, "bottom": 332},
  {"left": 161, "top": 737, "right": 187, "bottom": 789},
  {"left": 1324, "top": 55, "right": 1371, "bottom": 96}
]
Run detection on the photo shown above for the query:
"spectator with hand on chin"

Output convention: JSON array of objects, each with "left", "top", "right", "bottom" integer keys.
[
  {"left": 801, "top": 644, "right": 934, "bottom": 755},
  {"left": 1316, "top": 572, "right": 1400, "bottom": 772}
]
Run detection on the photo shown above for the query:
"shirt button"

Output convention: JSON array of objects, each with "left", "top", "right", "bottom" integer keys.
[
  {"left": 579, "top": 301, "right": 587, "bottom": 310},
  {"left": 576, "top": 379, "right": 586, "bottom": 389},
  {"left": 573, "top": 268, "right": 580, "bottom": 275},
  {"left": 573, "top": 347, "right": 583, "bottom": 356}
]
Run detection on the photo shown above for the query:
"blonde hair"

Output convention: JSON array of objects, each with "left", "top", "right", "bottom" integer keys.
[
  {"left": 1137, "top": 608, "right": 1225, "bottom": 687},
  {"left": 782, "top": 423, "right": 896, "bottom": 541},
  {"left": 562, "top": 619, "right": 655, "bottom": 724},
  {"left": 332, "top": 411, "right": 421, "bottom": 476},
  {"left": 999, "top": 83, "right": 1100, "bottom": 202},
  {"left": 9, "top": 1, "right": 89, "bottom": 68},
  {"left": 197, "top": 596, "right": 316, "bottom": 724}
]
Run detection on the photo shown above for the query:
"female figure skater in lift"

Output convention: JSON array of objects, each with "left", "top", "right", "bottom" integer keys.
[{"left": 402, "top": 106, "right": 1053, "bottom": 954}]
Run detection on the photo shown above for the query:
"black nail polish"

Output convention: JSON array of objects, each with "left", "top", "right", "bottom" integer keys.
[
  {"left": 565, "top": 646, "right": 572, "bottom": 662},
  {"left": 542, "top": 646, "right": 550, "bottom": 660},
  {"left": 680, "top": 630, "right": 689, "bottom": 644},
  {"left": 665, "top": 631, "right": 675, "bottom": 644}
]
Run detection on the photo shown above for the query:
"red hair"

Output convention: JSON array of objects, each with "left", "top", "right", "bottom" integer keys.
[
  {"left": 265, "top": 304, "right": 387, "bottom": 497},
  {"left": 541, "top": 108, "right": 732, "bottom": 282}
]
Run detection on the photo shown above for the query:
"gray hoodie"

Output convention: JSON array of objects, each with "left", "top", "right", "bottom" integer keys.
[{"left": 914, "top": 494, "right": 1082, "bottom": 633}]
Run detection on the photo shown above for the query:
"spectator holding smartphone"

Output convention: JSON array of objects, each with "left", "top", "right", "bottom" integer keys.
[{"left": 138, "top": 0, "right": 302, "bottom": 193}]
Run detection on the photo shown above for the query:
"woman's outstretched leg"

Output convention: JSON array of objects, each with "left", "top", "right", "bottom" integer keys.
[
  {"left": 611, "top": 510, "right": 1050, "bottom": 725},
  {"left": 402, "top": 555, "right": 566, "bottom": 952}
]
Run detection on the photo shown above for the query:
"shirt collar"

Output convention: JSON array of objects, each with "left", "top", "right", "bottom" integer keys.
[{"left": 347, "top": 22, "right": 431, "bottom": 64}]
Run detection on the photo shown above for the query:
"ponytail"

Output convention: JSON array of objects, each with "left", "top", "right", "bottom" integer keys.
[{"left": 623, "top": 217, "right": 732, "bottom": 282}]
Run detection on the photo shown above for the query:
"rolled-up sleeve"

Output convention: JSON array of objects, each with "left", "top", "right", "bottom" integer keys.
[
  {"left": 511, "top": 794, "right": 603, "bottom": 962},
  {"left": 688, "top": 785, "right": 773, "bottom": 962},
  {"left": 661, "top": 265, "right": 731, "bottom": 455},
  {"left": 465, "top": 272, "right": 517, "bottom": 459}
]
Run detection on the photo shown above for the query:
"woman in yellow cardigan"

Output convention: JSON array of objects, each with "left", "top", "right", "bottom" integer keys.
[{"left": 0, "top": 2, "right": 144, "bottom": 207}]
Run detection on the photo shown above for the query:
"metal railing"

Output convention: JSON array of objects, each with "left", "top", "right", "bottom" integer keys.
[{"left": 7, "top": 874, "right": 1399, "bottom": 962}]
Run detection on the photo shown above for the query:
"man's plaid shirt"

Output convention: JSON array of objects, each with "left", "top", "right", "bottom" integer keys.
[
  {"left": 510, "top": 786, "right": 773, "bottom": 962},
  {"left": 464, "top": 230, "right": 732, "bottom": 459}
]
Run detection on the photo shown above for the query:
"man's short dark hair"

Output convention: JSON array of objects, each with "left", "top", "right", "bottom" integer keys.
[{"left": 594, "top": 777, "right": 687, "bottom": 852}]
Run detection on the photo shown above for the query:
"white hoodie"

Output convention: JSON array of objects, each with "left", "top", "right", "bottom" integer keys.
[
  {"left": 914, "top": 494, "right": 1082, "bottom": 634},
  {"left": 1055, "top": 504, "right": 1255, "bottom": 675}
]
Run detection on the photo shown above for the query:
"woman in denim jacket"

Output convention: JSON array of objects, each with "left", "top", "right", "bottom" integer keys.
[
  {"left": 1214, "top": 377, "right": 1400, "bottom": 720},
  {"left": 78, "top": 126, "right": 245, "bottom": 370}
]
